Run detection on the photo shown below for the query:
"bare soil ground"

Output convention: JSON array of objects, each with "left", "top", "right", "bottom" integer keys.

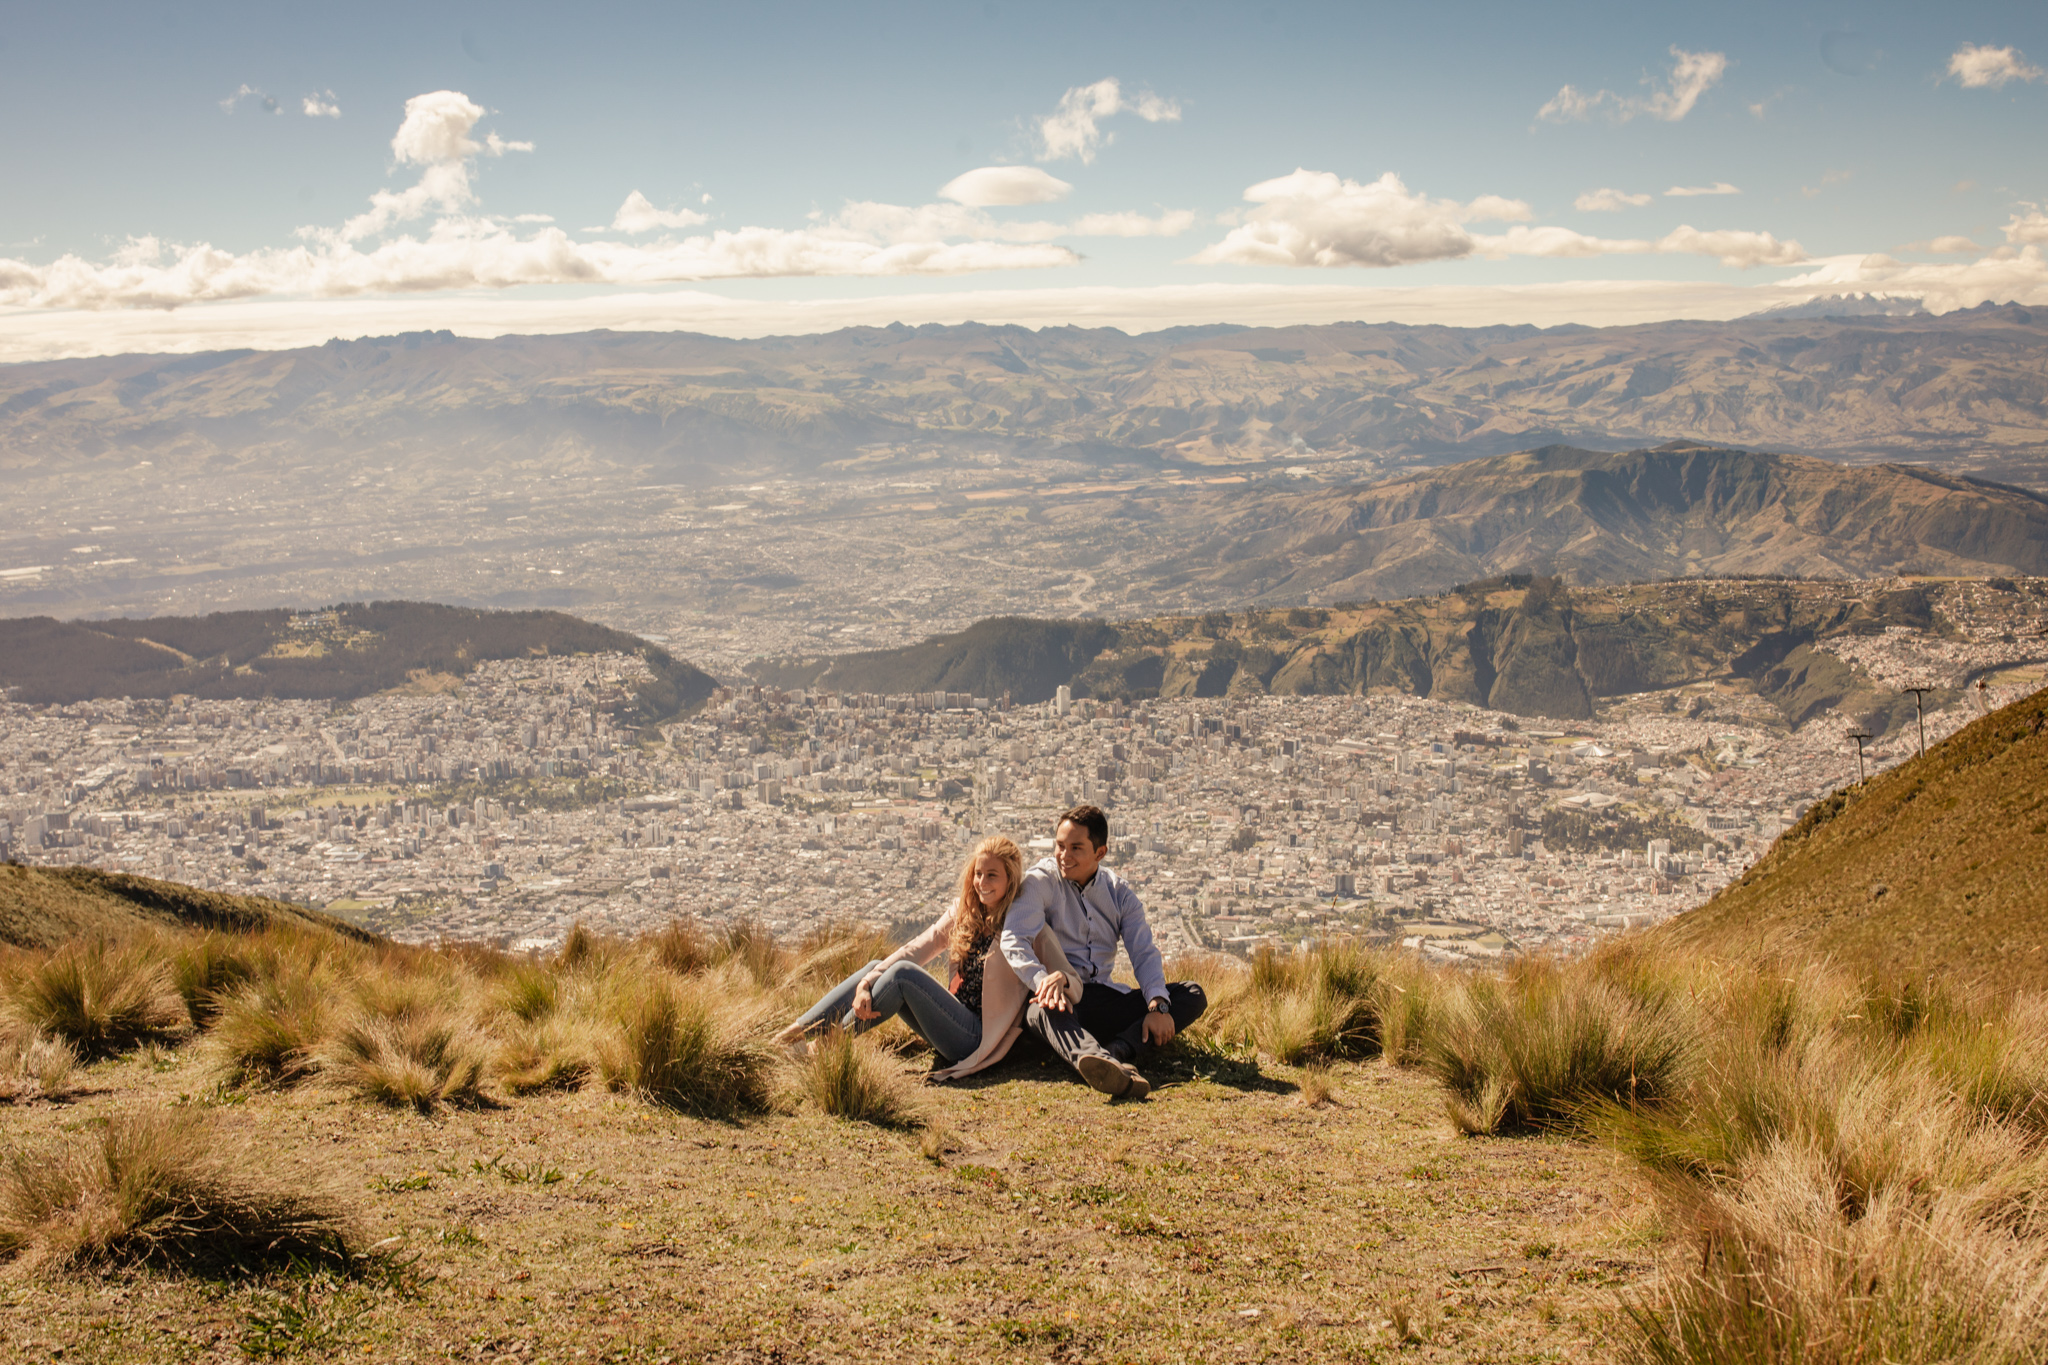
[{"left": 2, "top": 1038, "right": 1656, "bottom": 1365}]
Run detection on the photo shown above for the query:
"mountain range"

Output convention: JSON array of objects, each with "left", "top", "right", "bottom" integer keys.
[
  {"left": 759, "top": 574, "right": 2011, "bottom": 727},
  {"left": 1151, "top": 442, "right": 2048, "bottom": 604},
  {"left": 3, "top": 306, "right": 2046, "bottom": 486}
]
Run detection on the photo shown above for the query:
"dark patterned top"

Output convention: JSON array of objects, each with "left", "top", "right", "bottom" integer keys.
[{"left": 952, "top": 929, "right": 996, "bottom": 1016}]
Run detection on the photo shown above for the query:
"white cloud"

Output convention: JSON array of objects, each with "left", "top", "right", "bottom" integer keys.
[
  {"left": 1067, "top": 210, "right": 1197, "bottom": 238},
  {"left": 327, "top": 91, "right": 531, "bottom": 243},
  {"left": 303, "top": 91, "right": 341, "bottom": 119},
  {"left": 1780, "top": 247, "right": 2048, "bottom": 313},
  {"left": 1666, "top": 182, "right": 1741, "bottom": 197},
  {"left": 0, "top": 225, "right": 1078, "bottom": 313},
  {"left": 220, "top": 85, "right": 282, "bottom": 115},
  {"left": 1947, "top": 43, "right": 2043, "bottom": 89},
  {"left": 1538, "top": 47, "right": 1728, "bottom": 123},
  {"left": 939, "top": 166, "right": 1072, "bottom": 207},
  {"left": 1035, "top": 78, "right": 1181, "bottom": 163},
  {"left": 1923, "top": 236, "right": 1984, "bottom": 254},
  {"left": 609, "top": 191, "right": 710, "bottom": 234},
  {"left": 1188, "top": 168, "right": 1802, "bottom": 271},
  {"left": 0, "top": 91, "right": 1100, "bottom": 312},
  {"left": 1652, "top": 226, "right": 1804, "bottom": 268},
  {"left": 2006, "top": 210, "right": 2048, "bottom": 245},
  {"left": 1575, "top": 188, "right": 1652, "bottom": 212},
  {"left": 1188, "top": 170, "right": 1528, "bottom": 269}
]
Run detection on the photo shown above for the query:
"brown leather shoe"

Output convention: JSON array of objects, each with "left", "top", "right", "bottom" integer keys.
[
  {"left": 1077, "top": 1054, "right": 1151, "bottom": 1099},
  {"left": 1076, "top": 1053, "right": 1131, "bottom": 1096}
]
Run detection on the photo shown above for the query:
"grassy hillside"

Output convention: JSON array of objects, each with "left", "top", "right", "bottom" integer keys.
[
  {"left": 6, "top": 909, "right": 2047, "bottom": 1360},
  {"left": 763, "top": 575, "right": 1989, "bottom": 727},
  {"left": 0, "top": 600, "right": 716, "bottom": 722},
  {"left": 0, "top": 862, "right": 376, "bottom": 950},
  {"left": 1655, "top": 686, "right": 2048, "bottom": 993}
]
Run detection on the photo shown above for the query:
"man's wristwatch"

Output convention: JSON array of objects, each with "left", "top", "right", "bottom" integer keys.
[{"left": 1147, "top": 997, "right": 1170, "bottom": 1014}]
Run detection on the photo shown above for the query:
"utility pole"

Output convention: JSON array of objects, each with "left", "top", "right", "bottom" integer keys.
[
  {"left": 1848, "top": 730, "right": 1872, "bottom": 783},
  {"left": 1902, "top": 686, "right": 1935, "bottom": 758}
]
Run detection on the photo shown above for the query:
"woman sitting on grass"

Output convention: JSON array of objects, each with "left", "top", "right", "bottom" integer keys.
[{"left": 774, "top": 835, "right": 1074, "bottom": 1080}]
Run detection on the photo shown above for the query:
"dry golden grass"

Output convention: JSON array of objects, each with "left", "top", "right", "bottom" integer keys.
[
  {"left": 0, "top": 1109, "right": 352, "bottom": 1273},
  {"left": 1655, "top": 688, "right": 2048, "bottom": 995},
  {"left": 1, "top": 937, "right": 189, "bottom": 1059},
  {"left": 594, "top": 964, "right": 774, "bottom": 1117},
  {"left": 8, "top": 899, "right": 2047, "bottom": 1363},
  {"left": 0, "top": 1027, "right": 78, "bottom": 1101},
  {"left": 788, "top": 1026, "right": 924, "bottom": 1128}
]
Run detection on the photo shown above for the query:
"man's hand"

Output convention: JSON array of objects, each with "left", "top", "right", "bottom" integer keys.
[
  {"left": 1033, "top": 972, "right": 1071, "bottom": 1012},
  {"left": 853, "top": 981, "right": 880, "bottom": 1021},
  {"left": 1142, "top": 1001, "right": 1176, "bottom": 1047}
]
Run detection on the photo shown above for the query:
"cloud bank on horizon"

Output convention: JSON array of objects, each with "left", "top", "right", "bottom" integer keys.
[{"left": 2, "top": 14, "right": 2046, "bottom": 349}]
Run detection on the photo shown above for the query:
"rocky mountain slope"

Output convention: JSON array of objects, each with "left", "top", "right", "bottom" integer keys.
[
  {"left": 1653, "top": 687, "right": 2048, "bottom": 994},
  {"left": 1157, "top": 442, "right": 2048, "bottom": 603},
  {"left": 3, "top": 306, "right": 2046, "bottom": 484},
  {"left": 764, "top": 575, "right": 2031, "bottom": 726}
]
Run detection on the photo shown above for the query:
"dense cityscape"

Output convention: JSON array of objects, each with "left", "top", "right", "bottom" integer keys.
[{"left": 5, "top": 599, "right": 2038, "bottom": 966}]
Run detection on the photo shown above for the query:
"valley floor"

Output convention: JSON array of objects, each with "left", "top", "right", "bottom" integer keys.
[{"left": 3, "top": 1041, "right": 1653, "bottom": 1364}]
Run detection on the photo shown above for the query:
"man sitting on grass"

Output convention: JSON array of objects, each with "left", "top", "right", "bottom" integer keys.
[{"left": 999, "top": 804, "right": 1207, "bottom": 1098}]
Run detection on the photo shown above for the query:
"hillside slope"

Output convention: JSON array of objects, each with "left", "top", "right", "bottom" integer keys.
[
  {"left": 0, "top": 600, "right": 716, "bottom": 718},
  {"left": 1653, "top": 689, "right": 2048, "bottom": 993},
  {"left": 0, "top": 862, "right": 377, "bottom": 950},
  {"left": 1158, "top": 443, "right": 2048, "bottom": 604}
]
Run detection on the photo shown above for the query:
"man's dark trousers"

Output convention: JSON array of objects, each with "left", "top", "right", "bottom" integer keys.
[{"left": 1026, "top": 981, "right": 1208, "bottom": 1070}]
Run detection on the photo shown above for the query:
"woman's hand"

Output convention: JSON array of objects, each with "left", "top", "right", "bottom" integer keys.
[{"left": 853, "top": 979, "right": 881, "bottom": 1021}]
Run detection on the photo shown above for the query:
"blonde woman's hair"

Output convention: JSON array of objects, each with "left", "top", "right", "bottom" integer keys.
[{"left": 949, "top": 836, "right": 1024, "bottom": 965}]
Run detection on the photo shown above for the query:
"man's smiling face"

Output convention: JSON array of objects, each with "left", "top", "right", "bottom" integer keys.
[{"left": 1054, "top": 819, "right": 1104, "bottom": 884}]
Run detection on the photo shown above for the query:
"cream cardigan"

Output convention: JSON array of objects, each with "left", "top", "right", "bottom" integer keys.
[{"left": 858, "top": 904, "right": 1078, "bottom": 1082}]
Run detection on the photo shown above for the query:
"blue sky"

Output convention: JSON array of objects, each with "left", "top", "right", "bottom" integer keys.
[{"left": 2, "top": 1, "right": 2045, "bottom": 358}]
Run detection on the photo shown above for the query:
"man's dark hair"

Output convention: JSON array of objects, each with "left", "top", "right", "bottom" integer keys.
[{"left": 1057, "top": 803, "right": 1109, "bottom": 850}]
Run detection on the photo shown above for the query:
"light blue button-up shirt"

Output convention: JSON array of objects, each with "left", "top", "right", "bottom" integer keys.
[{"left": 1000, "top": 857, "right": 1169, "bottom": 1004}]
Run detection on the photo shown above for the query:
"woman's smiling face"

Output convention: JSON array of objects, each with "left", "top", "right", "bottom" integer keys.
[{"left": 972, "top": 852, "right": 1010, "bottom": 909}]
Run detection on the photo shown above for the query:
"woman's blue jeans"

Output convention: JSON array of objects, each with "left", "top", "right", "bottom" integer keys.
[{"left": 792, "top": 959, "right": 982, "bottom": 1064}]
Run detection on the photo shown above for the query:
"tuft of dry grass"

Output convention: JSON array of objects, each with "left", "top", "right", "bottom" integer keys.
[
  {"left": 785, "top": 920, "right": 893, "bottom": 992},
  {"left": 597, "top": 966, "right": 773, "bottom": 1117},
  {"left": 323, "top": 1006, "right": 489, "bottom": 1113},
  {"left": 1194, "top": 940, "right": 1397, "bottom": 1065},
  {"left": 316, "top": 961, "right": 490, "bottom": 1111},
  {"left": 0, "top": 1028, "right": 79, "bottom": 1101},
  {"left": 2, "top": 938, "right": 189, "bottom": 1059},
  {"left": 1430, "top": 956, "right": 1692, "bottom": 1137},
  {"left": 649, "top": 918, "right": 716, "bottom": 976},
  {"left": 789, "top": 1027, "right": 923, "bottom": 1128},
  {"left": 1294, "top": 1060, "right": 1337, "bottom": 1109},
  {"left": 716, "top": 918, "right": 783, "bottom": 989},
  {"left": 0, "top": 1109, "right": 352, "bottom": 1273}
]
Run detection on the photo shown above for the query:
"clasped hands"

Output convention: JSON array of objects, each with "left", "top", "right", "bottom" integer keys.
[{"left": 1032, "top": 971, "right": 1174, "bottom": 1046}]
